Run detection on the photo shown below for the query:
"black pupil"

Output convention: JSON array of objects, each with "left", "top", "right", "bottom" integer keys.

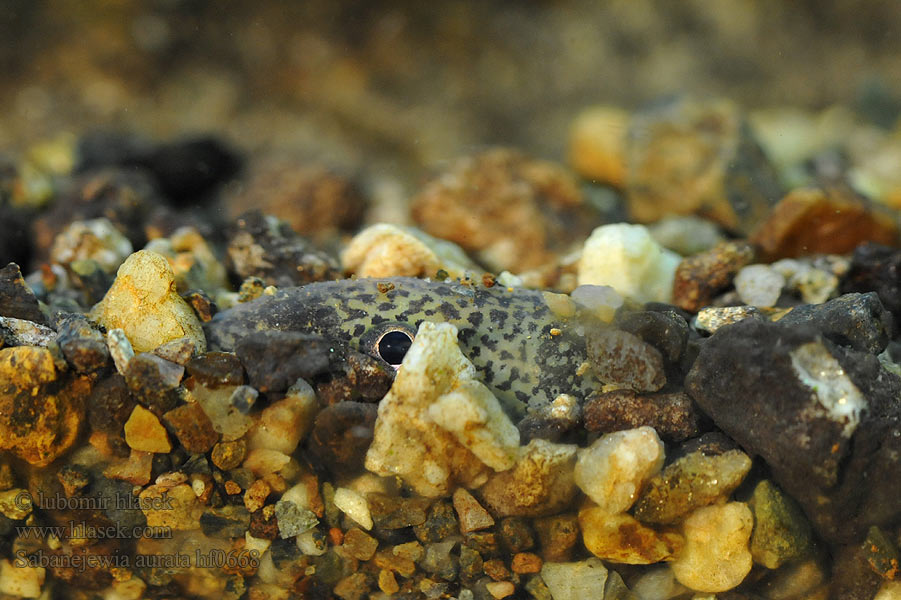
[{"left": 378, "top": 331, "right": 413, "bottom": 365}]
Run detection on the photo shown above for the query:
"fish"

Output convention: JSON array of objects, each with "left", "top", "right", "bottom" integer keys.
[{"left": 204, "top": 277, "right": 603, "bottom": 418}]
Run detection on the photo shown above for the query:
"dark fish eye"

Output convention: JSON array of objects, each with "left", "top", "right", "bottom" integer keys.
[{"left": 376, "top": 330, "right": 414, "bottom": 366}]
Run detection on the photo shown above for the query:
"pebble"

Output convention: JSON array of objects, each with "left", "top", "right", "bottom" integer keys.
[
  {"left": 583, "top": 389, "right": 702, "bottom": 443},
  {"left": 144, "top": 226, "right": 229, "bottom": 293},
  {"left": 685, "top": 318, "right": 901, "bottom": 544},
  {"left": 511, "top": 552, "right": 542, "bottom": 575},
  {"left": 568, "top": 105, "right": 629, "bottom": 187},
  {"left": 50, "top": 217, "right": 133, "bottom": 273},
  {"left": 106, "top": 328, "right": 135, "bottom": 373},
  {"left": 625, "top": 97, "right": 782, "bottom": 234},
  {"left": 0, "top": 316, "right": 57, "bottom": 347},
  {"left": 577, "top": 223, "right": 681, "bottom": 304},
  {"left": 751, "top": 185, "right": 898, "bottom": 260},
  {"left": 243, "top": 448, "right": 291, "bottom": 476},
  {"left": 333, "top": 487, "right": 373, "bottom": 531},
  {"left": 124, "top": 352, "right": 184, "bottom": 415},
  {"left": 574, "top": 427, "right": 664, "bottom": 514},
  {"left": 539, "top": 557, "right": 608, "bottom": 600},
  {"left": 192, "top": 383, "right": 257, "bottom": 441},
  {"left": 247, "top": 382, "right": 317, "bottom": 455},
  {"left": 411, "top": 148, "right": 600, "bottom": 273},
  {"left": 842, "top": 242, "right": 901, "bottom": 319},
  {"left": 56, "top": 314, "right": 110, "bottom": 373},
  {"left": 615, "top": 309, "right": 689, "bottom": 365},
  {"left": 342, "top": 527, "right": 379, "bottom": 561},
  {"left": 772, "top": 257, "right": 840, "bottom": 304},
  {"left": 140, "top": 483, "right": 201, "bottom": 530},
  {"left": 479, "top": 439, "right": 578, "bottom": 518},
  {"left": 453, "top": 488, "right": 495, "bottom": 533},
  {"left": 604, "top": 570, "right": 639, "bottom": 600},
  {"left": 733, "top": 263, "right": 786, "bottom": 307},
  {"left": 211, "top": 439, "right": 247, "bottom": 471},
  {"left": 225, "top": 210, "right": 341, "bottom": 288},
  {"left": 579, "top": 507, "right": 683, "bottom": 564},
  {"left": 485, "top": 580, "right": 515, "bottom": 598},
  {"left": 421, "top": 540, "right": 458, "bottom": 581},
  {"left": 570, "top": 284, "right": 623, "bottom": 323},
  {"left": 0, "top": 263, "right": 45, "bottom": 323},
  {"left": 586, "top": 326, "right": 666, "bottom": 392},
  {"left": 243, "top": 479, "right": 271, "bottom": 512},
  {"left": 151, "top": 335, "right": 197, "bottom": 365},
  {"left": 0, "top": 559, "right": 45, "bottom": 598},
  {"left": 162, "top": 401, "right": 219, "bottom": 454},
  {"left": 0, "top": 346, "right": 84, "bottom": 465},
  {"left": 366, "top": 492, "right": 430, "bottom": 530},
  {"left": 123, "top": 405, "right": 172, "bottom": 453},
  {"left": 671, "top": 240, "right": 756, "bottom": 313},
  {"left": 534, "top": 515, "right": 580, "bottom": 563},
  {"left": 90, "top": 250, "right": 207, "bottom": 353},
  {"left": 307, "top": 401, "right": 377, "bottom": 476},
  {"left": 224, "top": 158, "right": 366, "bottom": 241},
  {"left": 748, "top": 479, "right": 815, "bottom": 569},
  {"left": 185, "top": 351, "right": 244, "bottom": 387},
  {"left": 365, "top": 322, "right": 518, "bottom": 497},
  {"left": 694, "top": 305, "right": 764, "bottom": 334},
  {"left": 777, "top": 291, "right": 893, "bottom": 355},
  {"left": 274, "top": 499, "right": 319, "bottom": 538},
  {"left": 648, "top": 215, "right": 726, "bottom": 257},
  {"left": 342, "top": 222, "right": 480, "bottom": 279},
  {"left": 670, "top": 502, "right": 753, "bottom": 593},
  {"left": 103, "top": 448, "right": 153, "bottom": 485},
  {"left": 633, "top": 441, "right": 751, "bottom": 525}
]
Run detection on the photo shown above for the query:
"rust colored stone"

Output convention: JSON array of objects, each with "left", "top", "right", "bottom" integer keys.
[{"left": 672, "top": 240, "right": 756, "bottom": 312}]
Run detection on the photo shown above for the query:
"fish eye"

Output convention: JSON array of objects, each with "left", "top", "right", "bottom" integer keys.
[
  {"left": 376, "top": 330, "right": 414, "bottom": 366},
  {"left": 360, "top": 322, "right": 417, "bottom": 369}
]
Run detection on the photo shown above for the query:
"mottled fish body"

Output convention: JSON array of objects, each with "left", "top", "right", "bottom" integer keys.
[{"left": 205, "top": 277, "right": 599, "bottom": 417}]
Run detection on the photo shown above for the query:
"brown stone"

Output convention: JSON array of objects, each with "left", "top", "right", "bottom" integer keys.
[
  {"left": 0, "top": 263, "right": 46, "bottom": 323},
  {"left": 453, "top": 488, "right": 496, "bottom": 533},
  {"left": 625, "top": 97, "right": 782, "bottom": 234},
  {"left": 568, "top": 106, "right": 629, "bottom": 187},
  {"left": 343, "top": 527, "right": 379, "bottom": 561},
  {"left": 483, "top": 558, "right": 511, "bottom": 581},
  {"left": 163, "top": 401, "right": 219, "bottom": 453},
  {"left": 411, "top": 148, "right": 600, "bottom": 272},
  {"left": 751, "top": 186, "right": 899, "bottom": 260},
  {"left": 511, "top": 552, "right": 543, "bottom": 574},
  {"left": 672, "top": 240, "right": 756, "bottom": 312},
  {"left": 583, "top": 389, "right": 702, "bottom": 443},
  {"left": 534, "top": 514, "right": 580, "bottom": 563},
  {"left": 211, "top": 439, "right": 247, "bottom": 471}
]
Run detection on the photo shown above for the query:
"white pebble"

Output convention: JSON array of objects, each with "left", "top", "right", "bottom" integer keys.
[
  {"left": 540, "top": 558, "right": 608, "bottom": 600},
  {"left": 574, "top": 426, "right": 664, "bottom": 514},
  {"left": 671, "top": 503, "right": 753, "bottom": 593},
  {"left": 333, "top": 487, "right": 373, "bottom": 530},
  {"left": 733, "top": 264, "right": 785, "bottom": 307}
]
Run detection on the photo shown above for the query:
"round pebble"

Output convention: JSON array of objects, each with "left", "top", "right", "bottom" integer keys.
[{"left": 734, "top": 264, "right": 785, "bottom": 307}]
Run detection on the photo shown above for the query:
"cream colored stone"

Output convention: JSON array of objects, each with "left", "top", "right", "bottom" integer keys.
[
  {"left": 574, "top": 426, "right": 664, "bottom": 514},
  {"left": 579, "top": 507, "right": 682, "bottom": 565},
  {"left": 342, "top": 223, "right": 480, "bottom": 279},
  {"left": 671, "top": 502, "right": 754, "bottom": 593},
  {"left": 452, "top": 488, "right": 495, "bottom": 533},
  {"left": 123, "top": 406, "right": 172, "bottom": 453},
  {"left": 540, "top": 557, "right": 608, "bottom": 600},
  {"left": 334, "top": 487, "right": 373, "bottom": 531},
  {"left": 51, "top": 217, "right": 133, "bottom": 273},
  {"left": 90, "top": 250, "right": 206, "bottom": 353},
  {"left": 247, "top": 380, "right": 318, "bottom": 454},
  {"left": 139, "top": 483, "right": 201, "bottom": 530},
  {"left": 568, "top": 105, "right": 630, "bottom": 187},
  {"left": 0, "top": 558, "right": 44, "bottom": 598},
  {"left": 577, "top": 223, "right": 680, "bottom": 303},
  {"left": 365, "top": 322, "right": 518, "bottom": 497},
  {"left": 875, "top": 581, "right": 901, "bottom": 600}
]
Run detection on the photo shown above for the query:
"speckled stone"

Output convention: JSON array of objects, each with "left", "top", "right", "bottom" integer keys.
[
  {"left": 583, "top": 389, "right": 702, "bottom": 443},
  {"left": 414, "top": 500, "right": 460, "bottom": 544},
  {"left": 534, "top": 515, "right": 580, "bottom": 563},
  {"left": 586, "top": 326, "right": 666, "bottom": 392},
  {"left": 162, "top": 401, "right": 219, "bottom": 454},
  {"left": 672, "top": 240, "right": 756, "bottom": 313},
  {"left": 56, "top": 314, "right": 110, "bottom": 373},
  {"left": 748, "top": 479, "right": 814, "bottom": 569},
  {"left": 124, "top": 352, "right": 184, "bottom": 415},
  {"left": 343, "top": 527, "right": 379, "bottom": 561},
  {"left": 580, "top": 507, "right": 683, "bottom": 564}
]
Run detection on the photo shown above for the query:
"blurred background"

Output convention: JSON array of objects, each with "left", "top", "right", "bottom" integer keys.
[{"left": 2, "top": 0, "right": 901, "bottom": 182}]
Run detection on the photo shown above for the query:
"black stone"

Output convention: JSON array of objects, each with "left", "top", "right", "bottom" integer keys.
[
  {"left": 56, "top": 314, "right": 110, "bottom": 373},
  {"left": 777, "top": 292, "right": 893, "bottom": 354},
  {"left": 414, "top": 500, "right": 460, "bottom": 544},
  {"left": 87, "top": 374, "right": 137, "bottom": 434},
  {"left": 199, "top": 505, "right": 251, "bottom": 538},
  {"left": 0, "top": 263, "right": 44, "bottom": 323},
  {"left": 124, "top": 353, "right": 184, "bottom": 415},
  {"left": 686, "top": 318, "right": 901, "bottom": 545},
  {"left": 842, "top": 242, "right": 901, "bottom": 320},
  {"left": 615, "top": 309, "right": 689, "bottom": 363}
]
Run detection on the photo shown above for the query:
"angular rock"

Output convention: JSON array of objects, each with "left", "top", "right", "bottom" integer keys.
[
  {"left": 365, "top": 322, "right": 518, "bottom": 497},
  {"left": 123, "top": 405, "right": 172, "bottom": 453},
  {"left": 672, "top": 240, "right": 756, "bottom": 313},
  {"left": 633, "top": 436, "right": 751, "bottom": 525},
  {"left": 366, "top": 493, "right": 430, "bottom": 530},
  {"left": 0, "top": 263, "right": 45, "bottom": 323},
  {"left": 333, "top": 487, "right": 373, "bottom": 531},
  {"left": 343, "top": 527, "right": 379, "bottom": 561},
  {"left": 0, "top": 316, "right": 56, "bottom": 347},
  {"left": 87, "top": 374, "right": 136, "bottom": 434},
  {"left": 583, "top": 389, "right": 702, "bottom": 443},
  {"left": 777, "top": 292, "right": 893, "bottom": 354},
  {"left": 50, "top": 217, "right": 133, "bottom": 273},
  {"left": 106, "top": 328, "right": 134, "bottom": 374},
  {"left": 734, "top": 264, "right": 785, "bottom": 307},
  {"left": 225, "top": 210, "right": 341, "bottom": 288},
  {"left": 479, "top": 439, "right": 578, "bottom": 518},
  {"left": 842, "top": 242, "right": 901, "bottom": 320},
  {"left": 124, "top": 352, "right": 184, "bottom": 415},
  {"left": 162, "top": 401, "right": 219, "bottom": 454},
  {"left": 453, "top": 488, "right": 495, "bottom": 534},
  {"left": 748, "top": 480, "right": 814, "bottom": 569},
  {"left": 694, "top": 305, "right": 764, "bottom": 334},
  {"left": 185, "top": 351, "right": 244, "bottom": 388},
  {"left": 56, "top": 314, "right": 109, "bottom": 373},
  {"left": 686, "top": 318, "right": 901, "bottom": 544},
  {"left": 540, "top": 557, "right": 608, "bottom": 600}
]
